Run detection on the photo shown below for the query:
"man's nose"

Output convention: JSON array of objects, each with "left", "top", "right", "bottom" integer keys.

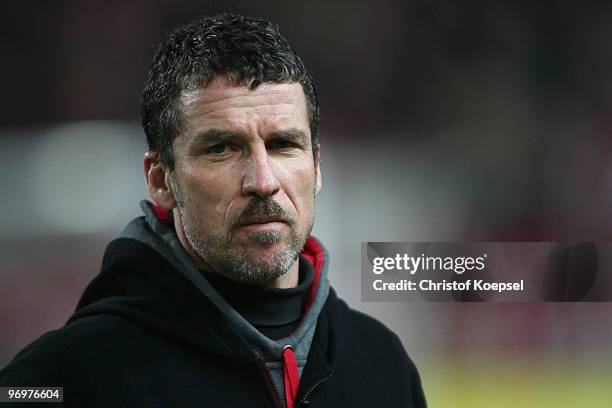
[{"left": 241, "top": 147, "right": 281, "bottom": 198}]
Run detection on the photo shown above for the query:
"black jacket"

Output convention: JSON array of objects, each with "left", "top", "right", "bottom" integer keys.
[{"left": 0, "top": 235, "right": 426, "bottom": 407}]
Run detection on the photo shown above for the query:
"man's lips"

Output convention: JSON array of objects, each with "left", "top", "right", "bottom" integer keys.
[
  {"left": 236, "top": 217, "right": 289, "bottom": 231},
  {"left": 236, "top": 216, "right": 288, "bottom": 227},
  {"left": 235, "top": 220, "right": 288, "bottom": 232}
]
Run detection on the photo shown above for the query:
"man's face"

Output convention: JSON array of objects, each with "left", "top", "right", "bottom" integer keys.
[{"left": 167, "top": 76, "right": 321, "bottom": 285}]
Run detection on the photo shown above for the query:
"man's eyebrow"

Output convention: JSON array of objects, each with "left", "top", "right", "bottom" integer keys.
[
  {"left": 192, "top": 129, "right": 244, "bottom": 144},
  {"left": 191, "top": 128, "right": 309, "bottom": 145},
  {"left": 267, "top": 128, "right": 308, "bottom": 144}
]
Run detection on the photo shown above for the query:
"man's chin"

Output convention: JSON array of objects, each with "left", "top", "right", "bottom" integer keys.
[
  {"left": 232, "top": 224, "right": 286, "bottom": 245},
  {"left": 222, "top": 250, "right": 297, "bottom": 286},
  {"left": 236, "top": 243, "right": 295, "bottom": 265}
]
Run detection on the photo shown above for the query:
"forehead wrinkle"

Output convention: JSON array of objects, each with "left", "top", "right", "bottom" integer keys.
[
  {"left": 181, "top": 80, "right": 305, "bottom": 111},
  {"left": 184, "top": 94, "right": 300, "bottom": 117},
  {"left": 204, "top": 91, "right": 298, "bottom": 102},
  {"left": 182, "top": 86, "right": 300, "bottom": 106},
  {"left": 191, "top": 104, "right": 300, "bottom": 121},
  {"left": 188, "top": 91, "right": 296, "bottom": 105}
]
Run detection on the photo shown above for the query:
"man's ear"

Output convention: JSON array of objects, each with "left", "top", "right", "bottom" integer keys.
[
  {"left": 314, "top": 143, "right": 322, "bottom": 196},
  {"left": 144, "top": 151, "right": 177, "bottom": 209}
]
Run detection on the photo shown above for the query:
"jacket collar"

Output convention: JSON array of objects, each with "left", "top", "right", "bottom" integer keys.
[{"left": 69, "top": 202, "right": 337, "bottom": 367}]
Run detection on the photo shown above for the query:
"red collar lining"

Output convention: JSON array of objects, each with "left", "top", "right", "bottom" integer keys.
[{"left": 301, "top": 237, "right": 324, "bottom": 314}]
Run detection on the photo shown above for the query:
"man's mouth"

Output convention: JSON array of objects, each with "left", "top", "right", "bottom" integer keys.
[
  {"left": 234, "top": 220, "right": 288, "bottom": 236},
  {"left": 232, "top": 215, "right": 293, "bottom": 237},
  {"left": 238, "top": 216, "right": 287, "bottom": 227}
]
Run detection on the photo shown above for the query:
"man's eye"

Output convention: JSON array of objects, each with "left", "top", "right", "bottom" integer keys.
[
  {"left": 205, "top": 143, "right": 229, "bottom": 154},
  {"left": 268, "top": 140, "right": 295, "bottom": 149}
]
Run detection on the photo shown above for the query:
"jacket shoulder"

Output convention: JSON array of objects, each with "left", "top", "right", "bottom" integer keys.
[
  {"left": 324, "top": 293, "right": 427, "bottom": 407},
  {"left": 345, "top": 306, "right": 424, "bottom": 380},
  {"left": 348, "top": 307, "right": 403, "bottom": 343},
  {"left": 328, "top": 291, "right": 407, "bottom": 353},
  {"left": 0, "top": 314, "right": 130, "bottom": 386}
]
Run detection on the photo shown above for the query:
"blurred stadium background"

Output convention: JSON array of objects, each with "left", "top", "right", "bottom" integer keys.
[{"left": 1, "top": 1, "right": 612, "bottom": 406}]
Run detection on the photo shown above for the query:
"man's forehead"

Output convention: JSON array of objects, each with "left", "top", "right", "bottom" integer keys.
[{"left": 180, "top": 76, "right": 308, "bottom": 117}]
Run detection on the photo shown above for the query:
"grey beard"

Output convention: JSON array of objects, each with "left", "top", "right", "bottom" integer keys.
[
  {"left": 244, "top": 230, "right": 282, "bottom": 245},
  {"left": 177, "top": 204, "right": 307, "bottom": 286}
]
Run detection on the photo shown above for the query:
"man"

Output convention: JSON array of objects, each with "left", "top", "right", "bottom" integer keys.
[{"left": 0, "top": 14, "right": 426, "bottom": 407}]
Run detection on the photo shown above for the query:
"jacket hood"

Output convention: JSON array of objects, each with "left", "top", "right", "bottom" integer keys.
[{"left": 67, "top": 202, "right": 331, "bottom": 366}]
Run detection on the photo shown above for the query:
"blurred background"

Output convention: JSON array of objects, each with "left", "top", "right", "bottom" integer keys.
[{"left": 2, "top": 1, "right": 612, "bottom": 406}]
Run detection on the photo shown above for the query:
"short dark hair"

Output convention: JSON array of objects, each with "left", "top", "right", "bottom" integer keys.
[{"left": 141, "top": 13, "right": 320, "bottom": 169}]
